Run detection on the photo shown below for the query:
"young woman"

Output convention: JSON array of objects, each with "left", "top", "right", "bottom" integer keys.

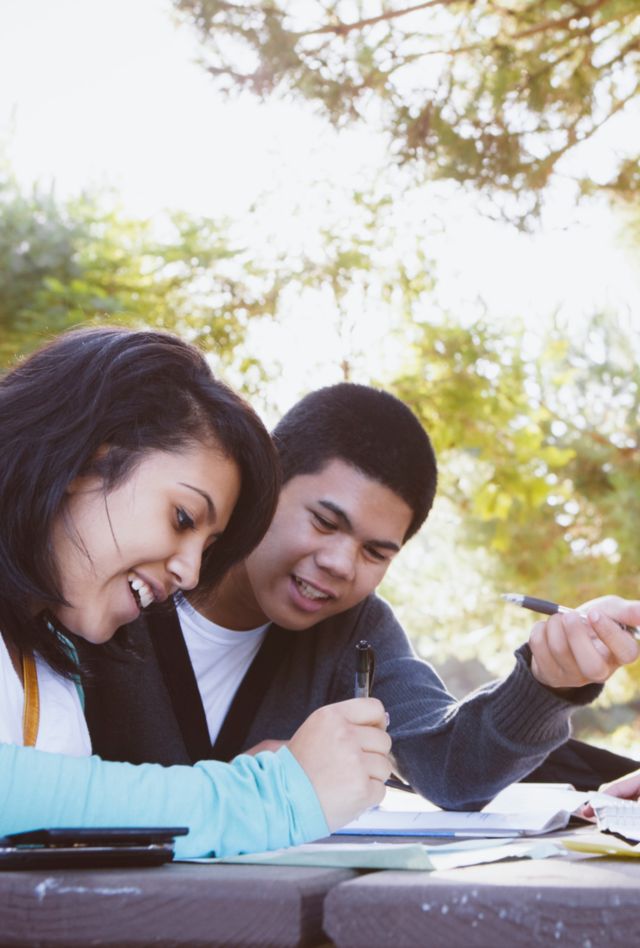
[{"left": 0, "top": 327, "right": 391, "bottom": 857}]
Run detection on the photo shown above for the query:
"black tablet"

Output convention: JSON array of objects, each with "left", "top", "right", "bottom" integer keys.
[{"left": 0, "top": 826, "right": 189, "bottom": 869}]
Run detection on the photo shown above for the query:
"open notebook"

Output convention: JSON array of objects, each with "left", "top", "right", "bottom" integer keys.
[{"left": 335, "top": 782, "right": 616, "bottom": 838}]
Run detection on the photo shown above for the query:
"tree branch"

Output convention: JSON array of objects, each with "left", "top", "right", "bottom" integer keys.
[
  {"left": 511, "top": 0, "right": 609, "bottom": 40},
  {"left": 296, "top": 0, "right": 459, "bottom": 39}
]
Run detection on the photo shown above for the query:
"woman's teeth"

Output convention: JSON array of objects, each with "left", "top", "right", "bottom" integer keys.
[
  {"left": 128, "top": 573, "right": 154, "bottom": 609},
  {"left": 294, "top": 577, "right": 330, "bottom": 601}
]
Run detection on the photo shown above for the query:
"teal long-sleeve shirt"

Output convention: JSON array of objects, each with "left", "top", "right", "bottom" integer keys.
[{"left": 0, "top": 743, "right": 329, "bottom": 857}]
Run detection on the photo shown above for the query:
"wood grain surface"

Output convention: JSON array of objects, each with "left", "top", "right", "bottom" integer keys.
[
  {"left": 0, "top": 862, "right": 355, "bottom": 947},
  {"left": 324, "top": 857, "right": 640, "bottom": 947}
]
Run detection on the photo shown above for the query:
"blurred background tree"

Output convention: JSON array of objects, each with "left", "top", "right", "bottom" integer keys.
[
  {"left": 0, "top": 165, "right": 286, "bottom": 395},
  {"left": 174, "top": 0, "right": 640, "bottom": 223},
  {"left": 393, "top": 313, "right": 640, "bottom": 605},
  {"left": 381, "top": 309, "right": 640, "bottom": 745}
]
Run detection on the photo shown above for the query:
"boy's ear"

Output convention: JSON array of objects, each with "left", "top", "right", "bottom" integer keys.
[{"left": 66, "top": 444, "right": 111, "bottom": 495}]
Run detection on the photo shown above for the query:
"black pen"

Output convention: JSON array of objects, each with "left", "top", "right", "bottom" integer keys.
[
  {"left": 354, "top": 639, "right": 375, "bottom": 698},
  {"left": 502, "top": 593, "right": 640, "bottom": 641},
  {"left": 354, "top": 642, "right": 416, "bottom": 795}
]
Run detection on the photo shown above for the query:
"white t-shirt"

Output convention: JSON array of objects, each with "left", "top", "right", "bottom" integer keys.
[
  {"left": 176, "top": 597, "right": 269, "bottom": 746},
  {"left": 0, "top": 635, "right": 91, "bottom": 756}
]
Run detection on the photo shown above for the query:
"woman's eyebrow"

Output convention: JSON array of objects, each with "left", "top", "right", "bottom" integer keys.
[
  {"left": 179, "top": 483, "right": 216, "bottom": 523},
  {"left": 318, "top": 499, "right": 401, "bottom": 553}
]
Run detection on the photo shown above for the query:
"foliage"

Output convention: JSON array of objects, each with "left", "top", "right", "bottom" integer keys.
[
  {"left": 391, "top": 312, "right": 640, "bottom": 621},
  {"left": 0, "top": 169, "right": 284, "bottom": 393},
  {"left": 269, "top": 184, "right": 435, "bottom": 382},
  {"left": 174, "top": 0, "right": 640, "bottom": 222}
]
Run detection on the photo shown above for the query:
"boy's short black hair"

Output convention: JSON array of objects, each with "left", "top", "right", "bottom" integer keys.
[{"left": 272, "top": 383, "right": 437, "bottom": 542}]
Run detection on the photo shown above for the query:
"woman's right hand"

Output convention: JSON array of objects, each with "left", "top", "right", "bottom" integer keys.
[{"left": 288, "top": 698, "right": 392, "bottom": 832}]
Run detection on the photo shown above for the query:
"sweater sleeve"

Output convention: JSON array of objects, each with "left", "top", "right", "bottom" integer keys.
[
  {"left": 0, "top": 744, "right": 328, "bottom": 858},
  {"left": 349, "top": 597, "right": 603, "bottom": 810}
]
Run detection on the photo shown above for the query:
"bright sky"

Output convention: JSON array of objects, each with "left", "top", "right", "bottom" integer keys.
[{"left": 1, "top": 0, "right": 639, "bottom": 410}]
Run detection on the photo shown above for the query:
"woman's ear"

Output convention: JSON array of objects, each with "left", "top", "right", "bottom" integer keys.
[{"left": 66, "top": 444, "right": 111, "bottom": 495}]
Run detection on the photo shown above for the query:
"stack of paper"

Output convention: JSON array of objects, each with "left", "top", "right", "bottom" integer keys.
[
  {"left": 335, "top": 782, "right": 591, "bottom": 838},
  {"left": 195, "top": 837, "right": 563, "bottom": 871}
]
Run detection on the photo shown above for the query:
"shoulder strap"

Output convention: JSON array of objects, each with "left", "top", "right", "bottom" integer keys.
[
  {"left": 148, "top": 603, "right": 212, "bottom": 764},
  {"left": 22, "top": 652, "right": 40, "bottom": 747},
  {"left": 211, "top": 625, "right": 292, "bottom": 762}
]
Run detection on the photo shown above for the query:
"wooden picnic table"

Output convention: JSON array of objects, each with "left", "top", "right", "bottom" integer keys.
[
  {"left": 324, "top": 847, "right": 640, "bottom": 947},
  {"left": 2, "top": 831, "right": 640, "bottom": 947},
  {"left": 0, "top": 861, "right": 354, "bottom": 947}
]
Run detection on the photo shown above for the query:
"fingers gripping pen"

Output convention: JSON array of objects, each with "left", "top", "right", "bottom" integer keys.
[{"left": 502, "top": 593, "right": 640, "bottom": 641}]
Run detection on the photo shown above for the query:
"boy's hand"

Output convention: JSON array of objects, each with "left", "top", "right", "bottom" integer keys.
[
  {"left": 582, "top": 767, "right": 640, "bottom": 818},
  {"left": 529, "top": 596, "right": 640, "bottom": 689},
  {"left": 599, "top": 768, "right": 640, "bottom": 801}
]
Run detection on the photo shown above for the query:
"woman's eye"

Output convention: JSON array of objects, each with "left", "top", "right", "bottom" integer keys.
[{"left": 176, "top": 507, "right": 195, "bottom": 531}]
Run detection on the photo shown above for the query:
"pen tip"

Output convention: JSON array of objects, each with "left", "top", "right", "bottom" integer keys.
[{"left": 501, "top": 593, "right": 522, "bottom": 604}]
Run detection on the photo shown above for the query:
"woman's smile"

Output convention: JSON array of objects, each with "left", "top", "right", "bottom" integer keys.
[{"left": 50, "top": 445, "right": 240, "bottom": 644}]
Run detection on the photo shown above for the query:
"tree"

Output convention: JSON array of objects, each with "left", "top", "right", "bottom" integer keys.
[
  {"left": 174, "top": 0, "right": 640, "bottom": 222},
  {"left": 0, "top": 169, "right": 285, "bottom": 393},
  {"left": 389, "top": 312, "right": 640, "bottom": 648}
]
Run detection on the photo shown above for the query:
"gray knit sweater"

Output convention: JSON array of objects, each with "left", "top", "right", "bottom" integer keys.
[{"left": 83, "top": 594, "right": 601, "bottom": 810}]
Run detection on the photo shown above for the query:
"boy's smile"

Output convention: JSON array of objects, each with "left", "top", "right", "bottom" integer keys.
[{"left": 215, "top": 459, "right": 412, "bottom": 631}]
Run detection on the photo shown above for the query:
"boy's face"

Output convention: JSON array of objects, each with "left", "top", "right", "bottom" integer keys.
[{"left": 244, "top": 459, "right": 413, "bottom": 630}]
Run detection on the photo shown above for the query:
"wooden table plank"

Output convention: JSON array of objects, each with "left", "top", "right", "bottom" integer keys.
[
  {"left": 0, "top": 862, "right": 355, "bottom": 947},
  {"left": 324, "top": 857, "right": 640, "bottom": 947}
]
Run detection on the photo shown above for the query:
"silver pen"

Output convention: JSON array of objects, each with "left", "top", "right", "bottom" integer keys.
[{"left": 502, "top": 593, "right": 640, "bottom": 641}]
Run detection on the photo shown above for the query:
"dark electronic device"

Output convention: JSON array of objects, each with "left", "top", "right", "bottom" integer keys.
[{"left": 0, "top": 826, "right": 189, "bottom": 869}]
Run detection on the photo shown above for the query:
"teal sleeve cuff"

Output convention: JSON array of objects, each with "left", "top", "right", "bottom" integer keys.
[{"left": 275, "top": 745, "right": 330, "bottom": 843}]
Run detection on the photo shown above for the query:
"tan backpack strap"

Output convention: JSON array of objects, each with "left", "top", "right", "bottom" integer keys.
[{"left": 21, "top": 652, "right": 40, "bottom": 747}]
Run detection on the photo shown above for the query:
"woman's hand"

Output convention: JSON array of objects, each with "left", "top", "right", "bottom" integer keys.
[
  {"left": 288, "top": 698, "right": 392, "bottom": 832},
  {"left": 245, "top": 739, "right": 287, "bottom": 755}
]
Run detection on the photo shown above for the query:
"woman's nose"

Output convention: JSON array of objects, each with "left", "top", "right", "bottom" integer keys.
[{"left": 167, "top": 543, "right": 202, "bottom": 591}]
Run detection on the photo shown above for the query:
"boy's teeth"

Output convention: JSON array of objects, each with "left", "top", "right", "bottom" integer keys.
[{"left": 295, "top": 577, "right": 329, "bottom": 601}]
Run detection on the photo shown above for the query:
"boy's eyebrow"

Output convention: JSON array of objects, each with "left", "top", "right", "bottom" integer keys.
[
  {"left": 318, "top": 500, "right": 402, "bottom": 553},
  {"left": 179, "top": 483, "right": 215, "bottom": 523}
]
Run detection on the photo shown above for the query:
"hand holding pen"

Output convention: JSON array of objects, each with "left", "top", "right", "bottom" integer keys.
[
  {"left": 353, "top": 640, "right": 412, "bottom": 794},
  {"left": 503, "top": 593, "right": 640, "bottom": 689}
]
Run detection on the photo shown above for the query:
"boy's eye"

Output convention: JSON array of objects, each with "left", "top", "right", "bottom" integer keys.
[
  {"left": 312, "top": 511, "right": 336, "bottom": 531},
  {"left": 176, "top": 507, "right": 195, "bottom": 530},
  {"left": 365, "top": 546, "right": 387, "bottom": 563}
]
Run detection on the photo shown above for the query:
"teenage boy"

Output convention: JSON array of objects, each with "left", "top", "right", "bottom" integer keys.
[{"left": 84, "top": 385, "right": 640, "bottom": 808}]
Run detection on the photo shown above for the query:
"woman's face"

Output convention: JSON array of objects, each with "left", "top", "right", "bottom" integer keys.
[{"left": 50, "top": 443, "right": 240, "bottom": 644}]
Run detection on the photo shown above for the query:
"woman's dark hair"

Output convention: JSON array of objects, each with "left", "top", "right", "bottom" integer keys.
[
  {"left": 0, "top": 326, "right": 279, "bottom": 676},
  {"left": 272, "top": 383, "right": 437, "bottom": 542}
]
